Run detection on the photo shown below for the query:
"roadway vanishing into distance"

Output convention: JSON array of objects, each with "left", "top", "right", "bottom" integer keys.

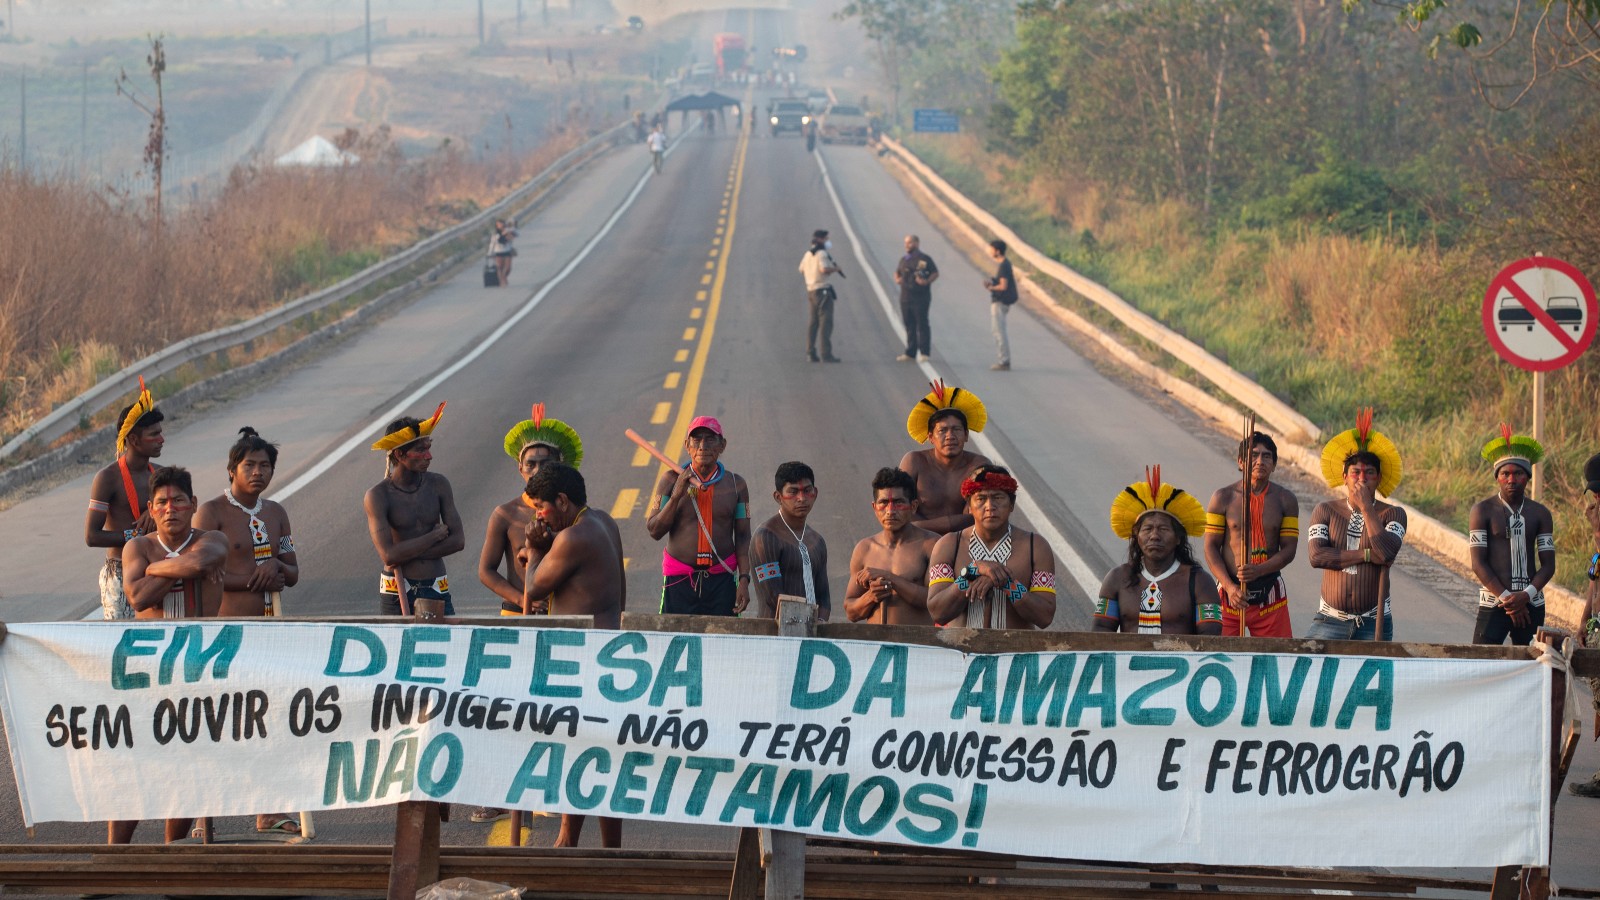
[{"left": 0, "top": 4, "right": 1595, "bottom": 892}]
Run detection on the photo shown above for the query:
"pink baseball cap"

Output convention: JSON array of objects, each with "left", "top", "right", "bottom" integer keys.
[{"left": 687, "top": 415, "right": 724, "bottom": 436}]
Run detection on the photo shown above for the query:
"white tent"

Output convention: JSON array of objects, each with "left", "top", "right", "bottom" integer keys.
[{"left": 273, "top": 136, "right": 360, "bottom": 167}]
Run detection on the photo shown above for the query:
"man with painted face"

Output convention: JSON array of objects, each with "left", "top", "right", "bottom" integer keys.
[
  {"left": 846, "top": 467, "right": 938, "bottom": 625},
  {"left": 646, "top": 415, "right": 753, "bottom": 616},
  {"left": 1305, "top": 409, "right": 1408, "bottom": 641},
  {"left": 520, "top": 462, "right": 625, "bottom": 849},
  {"left": 363, "top": 403, "right": 465, "bottom": 616},
  {"left": 1204, "top": 431, "right": 1299, "bottom": 637},
  {"left": 926, "top": 465, "right": 1056, "bottom": 629},
  {"left": 481, "top": 404, "right": 583, "bottom": 617},
  {"left": 898, "top": 381, "right": 992, "bottom": 535},
  {"left": 1094, "top": 466, "right": 1222, "bottom": 635},
  {"left": 750, "top": 461, "right": 831, "bottom": 619},
  {"left": 1468, "top": 425, "right": 1555, "bottom": 646},
  {"left": 86, "top": 377, "right": 165, "bottom": 620},
  {"left": 115, "top": 465, "right": 227, "bottom": 847}
]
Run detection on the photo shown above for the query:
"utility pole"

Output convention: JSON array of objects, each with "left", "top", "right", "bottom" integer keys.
[
  {"left": 477, "top": 0, "right": 484, "bottom": 45},
  {"left": 364, "top": 0, "right": 371, "bottom": 66},
  {"left": 18, "top": 72, "right": 26, "bottom": 173}
]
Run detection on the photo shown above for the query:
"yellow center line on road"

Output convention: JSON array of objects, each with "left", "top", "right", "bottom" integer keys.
[
  {"left": 674, "top": 349, "right": 689, "bottom": 362},
  {"left": 696, "top": 291, "right": 707, "bottom": 301},
  {"left": 650, "top": 402, "right": 672, "bottom": 425},
  {"left": 610, "top": 488, "right": 640, "bottom": 519},
  {"left": 700, "top": 274, "right": 712, "bottom": 285},
  {"left": 690, "top": 307, "right": 703, "bottom": 320},
  {"left": 657, "top": 96, "right": 753, "bottom": 479},
  {"left": 632, "top": 446, "right": 652, "bottom": 467},
  {"left": 663, "top": 372, "right": 682, "bottom": 389}
]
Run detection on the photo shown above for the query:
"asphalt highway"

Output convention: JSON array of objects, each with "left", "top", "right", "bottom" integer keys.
[{"left": 0, "top": 3, "right": 1595, "bottom": 892}]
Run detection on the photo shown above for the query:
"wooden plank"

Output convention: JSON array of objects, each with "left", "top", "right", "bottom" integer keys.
[
  {"left": 307, "top": 615, "right": 595, "bottom": 629},
  {"left": 1492, "top": 864, "right": 1522, "bottom": 900},
  {"left": 727, "top": 827, "right": 761, "bottom": 900},
  {"left": 387, "top": 800, "right": 440, "bottom": 899},
  {"left": 623, "top": 612, "right": 778, "bottom": 636}
]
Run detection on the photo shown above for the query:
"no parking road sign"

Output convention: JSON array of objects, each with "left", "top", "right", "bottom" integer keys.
[{"left": 1482, "top": 255, "right": 1596, "bottom": 372}]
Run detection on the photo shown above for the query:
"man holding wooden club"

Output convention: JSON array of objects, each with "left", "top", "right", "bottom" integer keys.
[{"left": 1204, "top": 429, "right": 1299, "bottom": 637}]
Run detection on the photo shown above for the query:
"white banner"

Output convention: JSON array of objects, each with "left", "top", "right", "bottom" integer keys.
[{"left": 0, "top": 622, "right": 1550, "bottom": 867}]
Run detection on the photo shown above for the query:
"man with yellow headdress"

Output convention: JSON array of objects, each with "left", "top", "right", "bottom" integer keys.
[
  {"left": 1305, "top": 409, "right": 1408, "bottom": 641},
  {"left": 925, "top": 465, "right": 1056, "bottom": 629},
  {"left": 85, "top": 377, "right": 166, "bottom": 620},
  {"left": 1094, "top": 466, "right": 1222, "bottom": 635},
  {"left": 897, "top": 380, "right": 993, "bottom": 535},
  {"left": 1467, "top": 425, "right": 1555, "bottom": 646},
  {"left": 362, "top": 403, "right": 465, "bottom": 616},
  {"left": 479, "top": 404, "right": 584, "bottom": 618}
]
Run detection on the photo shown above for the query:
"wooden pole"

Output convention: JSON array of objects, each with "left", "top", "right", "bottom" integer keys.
[
  {"left": 1236, "top": 413, "right": 1255, "bottom": 637},
  {"left": 388, "top": 801, "right": 440, "bottom": 899},
  {"left": 762, "top": 597, "right": 814, "bottom": 900}
]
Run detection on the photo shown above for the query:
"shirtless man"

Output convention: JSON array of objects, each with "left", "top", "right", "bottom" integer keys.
[
  {"left": 113, "top": 465, "right": 227, "bottom": 845},
  {"left": 1095, "top": 468, "right": 1222, "bottom": 635},
  {"left": 749, "top": 461, "right": 831, "bottom": 620},
  {"left": 899, "top": 382, "right": 992, "bottom": 535},
  {"left": 926, "top": 466, "right": 1056, "bottom": 629},
  {"left": 520, "top": 462, "right": 624, "bottom": 848},
  {"left": 194, "top": 427, "right": 299, "bottom": 618},
  {"left": 1468, "top": 427, "right": 1556, "bottom": 646},
  {"left": 1204, "top": 432, "right": 1299, "bottom": 637},
  {"left": 645, "top": 416, "right": 753, "bottom": 616},
  {"left": 1306, "top": 427, "right": 1408, "bottom": 642},
  {"left": 85, "top": 380, "right": 165, "bottom": 620},
  {"left": 846, "top": 467, "right": 938, "bottom": 625},
  {"left": 481, "top": 406, "right": 582, "bottom": 618},
  {"left": 363, "top": 405, "right": 465, "bottom": 616}
]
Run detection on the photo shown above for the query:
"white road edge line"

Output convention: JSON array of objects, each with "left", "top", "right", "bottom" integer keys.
[
  {"left": 812, "top": 147, "right": 1103, "bottom": 604},
  {"left": 272, "top": 128, "right": 696, "bottom": 504}
]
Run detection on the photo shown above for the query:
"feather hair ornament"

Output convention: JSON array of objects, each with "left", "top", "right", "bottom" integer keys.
[
  {"left": 1109, "top": 464, "right": 1207, "bottom": 539},
  {"left": 1479, "top": 422, "right": 1544, "bottom": 474},
  {"left": 906, "top": 379, "right": 988, "bottom": 444},
  {"left": 1319, "top": 407, "right": 1403, "bottom": 496},
  {"left": 502, "top": 403, "right": 584, "bottom": 467},
  {"left": 115, "top": 375, "right": 155, "bottom": 454},
  {"left": 371, "top": 402, "right": 447, "bottom": 453}
]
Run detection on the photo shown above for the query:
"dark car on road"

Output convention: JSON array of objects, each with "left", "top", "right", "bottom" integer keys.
[
  {"left": 768, "top": 99, "right": 811, "bottom": 137},
  {"left": 1497, "top": 295, "right": 1585, "bottom": 333}
]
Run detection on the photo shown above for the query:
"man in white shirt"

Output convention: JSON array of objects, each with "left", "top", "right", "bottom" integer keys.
[
  {"left": 646, "top": 125, "right": 666, "bottom": 173},
  {"left": 797, "top": 228, "right": 841, "bottom": 363}
]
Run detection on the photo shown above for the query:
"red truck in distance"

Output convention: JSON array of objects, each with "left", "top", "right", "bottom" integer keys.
[{"left": 713, "top": 33, "right": 746, "bottom": 78}]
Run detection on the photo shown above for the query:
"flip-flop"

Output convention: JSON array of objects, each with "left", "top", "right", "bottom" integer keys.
[
  {"left": 469, "top": 807, "right": 509, "bottom": 823},
  {"left": 256, "top": 817, "right": 301, "bottom": 835}
]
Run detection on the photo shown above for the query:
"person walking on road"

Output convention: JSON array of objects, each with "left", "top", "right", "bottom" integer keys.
[
  {"left": 984, "top": 239, "right": 1018, "bottom": 370},
  {"left": 798, "top": 229, "right": 841, "bottom": 362},
  {"left": 894, "top": 234, "right": 939, "bottom": 362},
  {"left": 489, "top": 219, "right": 518, "bottom": 287},
  {"left": 647, "top": 124, "right": 667, "bottom": 174}
]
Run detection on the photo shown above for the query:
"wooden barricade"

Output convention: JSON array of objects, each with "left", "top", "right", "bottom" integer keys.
[{"left": 0, "top": 610, "right": 1594, "bottom": 898}]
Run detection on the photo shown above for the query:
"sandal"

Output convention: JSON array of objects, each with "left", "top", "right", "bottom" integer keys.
[
  {"left": 469, "top": 807, "right": 509, "bottom": 823},
  {"left": 256, "top": 816, "right": 301, "bottom": 835}
]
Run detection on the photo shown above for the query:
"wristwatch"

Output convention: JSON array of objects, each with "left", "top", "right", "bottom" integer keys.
[{"left": 954, "top": 564, "right": 979, "bottom": 591}]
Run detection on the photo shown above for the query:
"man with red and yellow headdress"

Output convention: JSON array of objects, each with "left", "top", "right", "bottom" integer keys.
[
  {"left": 897, "top": 380, "right": 993, "bottom": 535},
  {"left": 85, "top": 377, "right": 166, "bottom": 620},
  {"left": 1305, "top": 408, "right": 1408, "bottom": 641},
  {"left": 1094, "top": 466, "right": 1222, "bottom": 635},
  {"left": 362, "top": 403, "right": 464, "bottom": 616},
  {"left": 925, "top": 465, "right": 1056, "bottom": 629}
]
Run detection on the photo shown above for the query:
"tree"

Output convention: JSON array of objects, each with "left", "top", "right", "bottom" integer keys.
[
  {"left": 115, "top": 35, "right": 166, "bottom": 227},
  {"left": 834, "top": 0, "right": 932, "bottom": 125}
]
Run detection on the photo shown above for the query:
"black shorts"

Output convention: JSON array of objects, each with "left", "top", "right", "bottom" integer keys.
[
  {"left": 661, "top": 571, "right": 737, "bottom": 616},
  {"left": 379, "top": 579, "right": 455, "bottom": 617},
  {"left": 1472, "top": 604, "right": 1544, "bottom": 646}
]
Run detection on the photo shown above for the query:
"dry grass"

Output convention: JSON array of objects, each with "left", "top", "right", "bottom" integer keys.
[
  {"left": 0, "top": 125, "right": 583, "bottom": 443},
  {"left": 907, "top": 131, "right": 1600, "bottom": 595}
]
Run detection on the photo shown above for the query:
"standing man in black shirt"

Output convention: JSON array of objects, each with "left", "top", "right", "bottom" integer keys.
[
  {"left": 894, "top": 234, "right": 939, "bottom": 362},
  {"left": 985, "top": 239, "right": 1018, "bottom": 371}
]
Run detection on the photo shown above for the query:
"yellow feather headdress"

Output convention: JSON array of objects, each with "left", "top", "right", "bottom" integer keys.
[
  {"left": 1480, "top": 423, "right": 1544, "bottom": 475},
  {"left": 1110, "top": 465, "right": 1206, "bottom": 539},
  {"left": 371, "top": 402, "right": 446, "bottom": 453},
  {"left": 1319, "top": 407, "right": 1402, "bottom": 496},
  {"left": 503, "top": 403, "right": 583, "bottom": 467},
  {"left": 906, "top": 380, "right": 987, "bottom": 444},
  {"left": 116, "top": 376, "right": 155, "bottom": 454}
]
